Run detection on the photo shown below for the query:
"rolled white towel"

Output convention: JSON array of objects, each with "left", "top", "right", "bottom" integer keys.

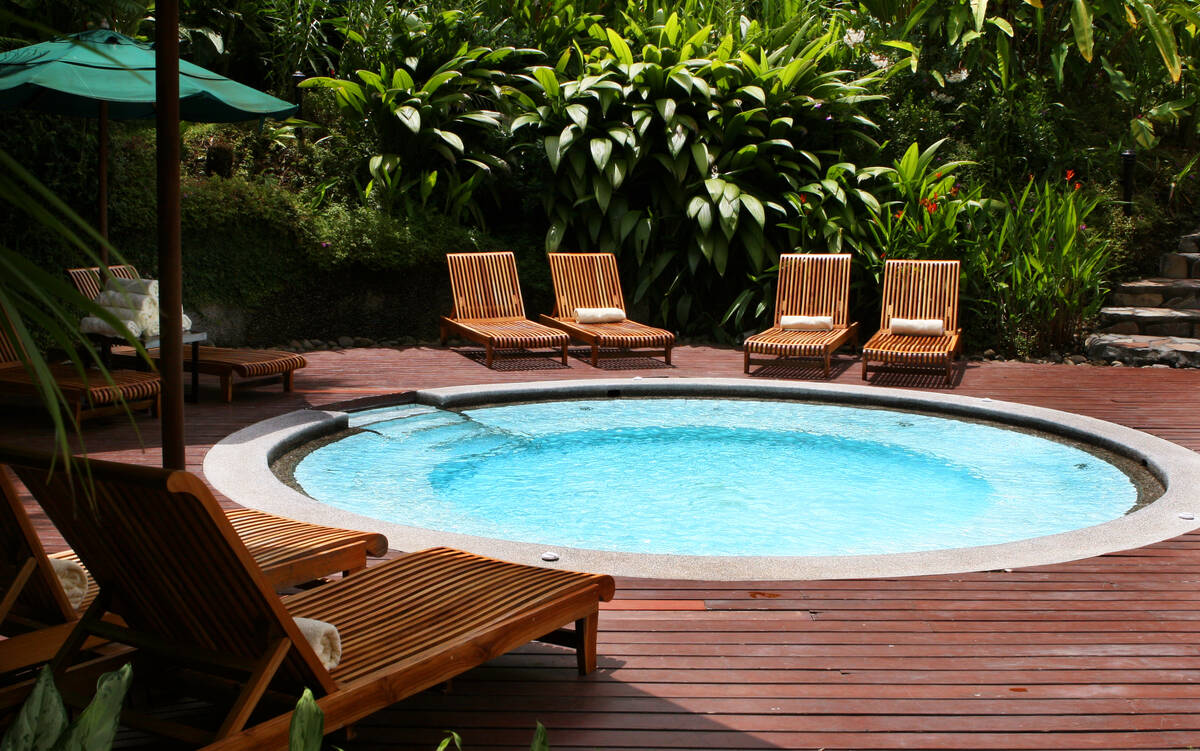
[
  {"left": 181, "top": 313, "right": 192, "bottom": 332},
  {"left": 49, "top": 558, "right": 88, "bottom": 610},
  {"left": 779, "top": 315, "right": 834, "bottom": 331},
  {"left": 80, "top": 315, "right": 143, "bottom": 340},
  {"left": 95, "top": 290, "right": 157, "bottom": 316},
  {"left": 575, "top": 307, "right": 625, "bottom": 324},
  {"left": 294, "top": 617, "right": 341, "bottom": 670},
  {"left": 99, "top": 305, "right": 158, "bottom": 337},
  {"left": 105, "top": 277, "right": 158, "bottom": 299},
  {"left": 890, "top": 317, "right": 945, "bottom": 337}
]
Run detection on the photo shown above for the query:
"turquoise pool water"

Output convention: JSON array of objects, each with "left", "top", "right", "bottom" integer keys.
[{"left": 293, "top": 398, "right": 1138, "bottom": 556}]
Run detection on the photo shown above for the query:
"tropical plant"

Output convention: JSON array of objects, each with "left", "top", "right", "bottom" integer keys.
[
  {"left": 859, "top": 139, "right": 989, "bottom": 273},
  {"left": 976, "top": 175, "right": 1119, "bottom": 355},
  {"left": 515, "top": 17, "right": 886, "bottom": 335},
  {"left": 0, "top": 664, "right": 131, "bottom": 751},
  {"left": 302, "top": 11, "right": 537, "bottom": 227}
]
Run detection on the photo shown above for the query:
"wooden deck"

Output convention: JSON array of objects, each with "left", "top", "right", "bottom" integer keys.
[{"left": 5, "top": 345, "right": 1200, "bottom": 750}]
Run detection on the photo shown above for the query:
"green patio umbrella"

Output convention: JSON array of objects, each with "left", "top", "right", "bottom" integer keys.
[
  {"left": 0, "top": 26, "right": 297, "bottom": 469},
  {"left": 0, "top": 28, "right": 297, "bottom": 243}
]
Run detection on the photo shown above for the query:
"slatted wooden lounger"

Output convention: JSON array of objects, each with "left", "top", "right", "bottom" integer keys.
[
  {"left": 0, "top": 318, "right": 160, "bottom": 423},
  {"left": 538, "top": 252, "right": 674, "bottom": 366},
  {"left": 67, "top": 265, "right": 307, "bottom": 402},
  {"left": 0, "top": 462, "right": 388, "bottom": 683},
  {"left": 861, "top": 259, "right": 962, "bottom": 384},
  {"left": 0, "top": 446, "right": 614, "bottom": 750},
  {"left": 742, "top": 253, "right": 859, "bottom": 377},
  {"left": 440, "top": 251, "right": 569, "bottom": 368}
]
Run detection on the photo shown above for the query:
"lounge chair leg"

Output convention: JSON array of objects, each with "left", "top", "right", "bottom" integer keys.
[
  {"left": 743, "top": 349, "right": 750, "bottom": 374},
  {"left": 562, "top": 342, "right": 569, "bottom": 366},
  {"left": 485, "top": 344, "right": 494, "bottom": 369},
  {"left": 215, "top": 637, "right": 292, "bottom": 738},
  {"left": 152, "top": 394, "right": 161, "bottom": 418},
  {"left": 665, "top": 346, "right": 672, "bottom": 366},
  {"left": 439, "top": 323, "right": 448, "bottom": 346},
  {"left": 221, "top": 374, "right": 234, "bottom": 403},
  {"left": 282, "top": 371, "right": 294, "bottom": 393},
  {"left": 575, "top": 611, "right": 599, "bottom": 675},
  {"left": 591, "top": 344, "right": 598, "bottom": 367},
  {"left": 861, "top": 359, "right": 869, "bottom": 381},
  {"left": 824, "top": 352, "right": 831, "bottom": 378}
]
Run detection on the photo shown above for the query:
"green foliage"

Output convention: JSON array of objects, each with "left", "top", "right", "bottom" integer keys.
[
  {"left": 0, "top": 665, "right": 131, "bottom": 751},
  {"left": 974, "top": 177, "right": 1120, "bottom": 355},
  {"left": 288, "top": 689, "right": 324, "bottom": 751},
  {"left": 310, "top": 202, "right": 491, "bottom": 269},
  {"left": 301, "top": 9, "right": 537, "bottom": 226},
  {"left": 515, "top": 19, "right": 885, "bottom": 334}
]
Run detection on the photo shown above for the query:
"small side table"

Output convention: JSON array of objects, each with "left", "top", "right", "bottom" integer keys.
[{"left": 95, "top": 331, "right": 208, "bottom": 403}]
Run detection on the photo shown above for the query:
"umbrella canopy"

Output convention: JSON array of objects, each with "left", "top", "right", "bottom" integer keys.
[{"left": 0, "top": 29, "right": 297, "bottom": 121}]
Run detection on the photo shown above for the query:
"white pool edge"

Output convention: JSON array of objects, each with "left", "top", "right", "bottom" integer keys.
[{"left": 204, "top": 378, "right": 1200, "bottom": 580}]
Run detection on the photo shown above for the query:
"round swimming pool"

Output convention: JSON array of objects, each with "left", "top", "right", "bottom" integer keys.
[
  {"left": 205, "top": 379, "right": 1200, "bottom": 580},
  {"left": 291, "top": 398, "right": 1142, "bottom": 557}
]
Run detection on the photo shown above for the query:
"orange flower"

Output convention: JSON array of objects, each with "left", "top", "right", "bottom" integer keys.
[
  {"left": 1074, "top": 182, "right": 1082, "bottom": 190},
  {"left": 798, "top": 194, "right": 807, "bottom": 204},
  {"left": 1066, "top": 169, "right": 1076, "bottom": 181}
]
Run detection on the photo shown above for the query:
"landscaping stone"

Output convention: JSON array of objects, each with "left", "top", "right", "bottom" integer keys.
[
  {"left": 1179, "top": 232, "right": 1200, "bottom": 252},
  {"left": 1086, "top": 332, "right": 1200, "bottom": 368},
  {"left": 1161, "top": 253, "right": 1191, "bottom": 278},
  {"left": 337, "top": 336, "right": 355, "bottom": 347},
  {"left": 353, "top": 337, "right": 374, "bottom": 347},
  {"left": 1068, "top": 354, "right": 1088, "bottom": 364}
]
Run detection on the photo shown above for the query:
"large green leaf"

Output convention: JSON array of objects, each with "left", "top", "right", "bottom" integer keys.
[{"left": 1069, "top": 0, "right": 1094, "bottom": 62}]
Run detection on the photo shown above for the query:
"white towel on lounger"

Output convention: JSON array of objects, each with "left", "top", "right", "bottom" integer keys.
[
  {"left": 80, "top": 315, "right": 143, "bottom": 340},
  {"left": 105, "top": 277, "right": 159, "bottom": 299},
  {"left": 779, "top": 315, "right": 833, "bottom": 331},
  {"left": 295, "top": 617, "right": 341, "bottom": 670},
  {"left": 890, "top": 317, "right": 945, "bottom": 337},
  {"left": 49, "top": 557, "right": 88, "bottom": 610},
  {"left": 575, "top": 307, "right": 625, "bottom": 324}
]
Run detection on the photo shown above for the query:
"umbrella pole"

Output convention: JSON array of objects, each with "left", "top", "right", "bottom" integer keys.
[
  {"left": 98, "top": 101, "right": 108, "bottom": 263},
  {"left": 157, "top": 0, "right": 185, "bottom": 470}
]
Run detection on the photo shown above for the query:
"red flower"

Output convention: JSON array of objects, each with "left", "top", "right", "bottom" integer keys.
[
  {"left": 798, "top": 195, "right": 807, "bottom": 204},
  {"left": 1066, "top": 169, "right": 1076, "bottom": 181},
  {"left": 1074, "top": 182, "right": 1082, "bottom": 190}
]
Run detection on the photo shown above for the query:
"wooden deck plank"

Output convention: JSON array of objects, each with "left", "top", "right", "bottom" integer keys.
[{"left": 4, "top": 346, "right": 1200, "bottom": 750}]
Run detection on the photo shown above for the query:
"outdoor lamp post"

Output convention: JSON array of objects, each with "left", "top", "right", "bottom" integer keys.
[{"left": 1121, "top": 148, "right": 1136, "bottom": 217}]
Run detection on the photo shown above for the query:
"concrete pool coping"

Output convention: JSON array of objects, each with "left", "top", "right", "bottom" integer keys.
[{"left": 204, "top": 377, "right": 1200, "bottom": 580}]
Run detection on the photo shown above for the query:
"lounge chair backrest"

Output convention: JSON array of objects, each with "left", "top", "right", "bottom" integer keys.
[
  {"left": 0, "top": 466, "right": 76, "bottom": 626},
  {"left": 0, "top": 446, "right": 336, "bottom": 694},
  {"left": 446, "top": 252, "right": 526, "bottom": 320},
  {"left": 547, "top": 253, "right": 625, "bottom": 317},
  {"left": 879, "top": 259, "right": 960, "bottom": 331},
  {"left": 773, "top": 254, "right": 851, "bottom": 327},
  {"left": 66, "top": 265, "right": 140, "bottom": 302},
  {"left": 0, "top": 322, "right": 21, "bottom": 366}
]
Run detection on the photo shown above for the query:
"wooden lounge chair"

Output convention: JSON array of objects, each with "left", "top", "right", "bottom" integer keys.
[
  {"left": 0, "top": 461, "right": 388, "bottom": 680},
  {"left": 440, "top": 251, "right": 569, "bottom": 368},
  {"left": 67, "top": 265, "right": 307, "bottom": 402},
  {"left": 538, "top": 252, "right": 674, "bottom": 366},
  {"left": 0, "top": 317, "right": 160, "bottom": 423},
  {"left": 742, "top": 253, "right": 858, "bottom": 377},
  {"left": 861, "top": 259, "right": 961, "bottom": 384},
  {"left": 0, "top": 446, "right": 614, "bottom": 749},
  {"left": 0, "top": 466, "right": 100, "bottom": 680}
]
